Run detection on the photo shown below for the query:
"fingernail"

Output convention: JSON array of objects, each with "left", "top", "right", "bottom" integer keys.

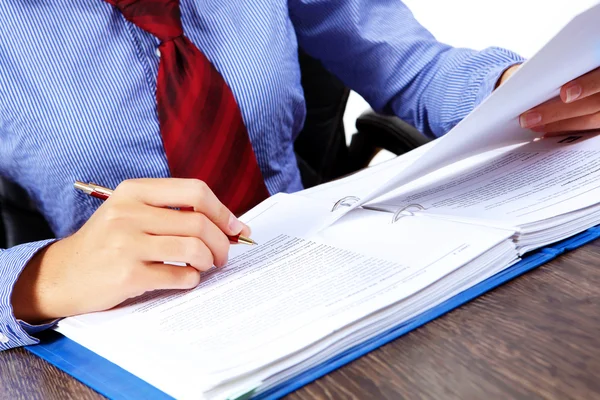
[
  {"left": 565, "top": 84, "right": 582, "bottom": 103},
  {"left": 228, "top": 213, "right": 243, "bottom": 234},
  {"left": 520, "top": 112, "right": 542, "bottom": 128}
]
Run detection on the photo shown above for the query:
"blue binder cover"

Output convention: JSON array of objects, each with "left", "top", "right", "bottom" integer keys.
[{"left": 25, "top": 226, "right": 600, "bottom": 400}]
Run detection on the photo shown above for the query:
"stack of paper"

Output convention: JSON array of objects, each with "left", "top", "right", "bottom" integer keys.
[
  {"left": 57, "top": 194, "right": 518, "bottom": 399},
  {"left": 368, "top": 133, "right": 600, "bottom": 254}
]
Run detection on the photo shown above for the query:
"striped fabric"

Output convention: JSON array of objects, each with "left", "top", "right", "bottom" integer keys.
[{"left": 0, "top": 0, "right": 523, "bottom": 351}]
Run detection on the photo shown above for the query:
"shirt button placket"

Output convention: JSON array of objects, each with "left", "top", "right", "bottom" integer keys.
[{"left": 0, "top": 332, "right": 9, "bottom": 344}]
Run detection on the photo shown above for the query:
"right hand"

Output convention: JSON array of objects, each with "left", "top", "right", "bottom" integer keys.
[
  {"left": 518, "top": 67, "right": 600, "bottom": 135},
  {"left": 11, "top": 178, "right": 249, "bottom": 324}
]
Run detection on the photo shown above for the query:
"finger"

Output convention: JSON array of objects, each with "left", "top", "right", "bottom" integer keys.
[
  {"left": 179, "top": 206, "right": 251, "bottom": 237},
  {"left": 130, "top": 205, "right": 231, "bottom": 266},
  {"left": 520, "top": 93, "right": 600, "bottom": 129},
  {"left": 169, "top": 212, "right": 230, "bottom": 267},
  {"left": 561, "top": 67, "right": 600, "bottom": 103},
  {"left": 141, "top": 263, "right": 201, "bottom": 291},
  {"left": 113, "top": 202, "right": 250, "bottom": 241},
  {"left": 114, "top": 178, "right": 246, "bottom": 235},
  {"left": 533, "top": 111, "right": 600, "bottom": 134},
  {"left": 141, "top": 235, "right": 216, "bottom": 271}
]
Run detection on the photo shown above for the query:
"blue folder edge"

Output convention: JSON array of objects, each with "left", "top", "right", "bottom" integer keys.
[{"left": 25, "top": 226, "right": 600, "bottom": 400}]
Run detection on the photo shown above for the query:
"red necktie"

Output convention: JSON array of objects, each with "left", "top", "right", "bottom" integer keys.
[{"left": 104, "top": 0, "right": 269, "bottom": 215}]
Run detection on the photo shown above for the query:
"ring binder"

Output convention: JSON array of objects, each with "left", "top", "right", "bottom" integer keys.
[
  {"left": 331, "top": 196, "right": 360, "bottom": 212},
  {"left": 391, "top": 204, "right": 425, "bottom": 223}
]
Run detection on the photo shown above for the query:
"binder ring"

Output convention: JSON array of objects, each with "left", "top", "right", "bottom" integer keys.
[
  {"left": 331, "top": 196, "right": 360, "bottom": 212},
  {"left": 392, "top": 204, "right": 425, "bottom": 223}
]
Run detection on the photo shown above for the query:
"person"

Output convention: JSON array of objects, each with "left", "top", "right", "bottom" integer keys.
[{"left": 0, "top": 1, "right": 599, "bottom": 351}]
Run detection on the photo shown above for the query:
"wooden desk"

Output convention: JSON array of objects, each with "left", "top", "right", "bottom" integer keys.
[{"left": 2, "top": 240, "right": 599, "bottom": 400}]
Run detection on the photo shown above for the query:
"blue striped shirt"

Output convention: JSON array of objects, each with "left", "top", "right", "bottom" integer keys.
[{"left": 0, "top": 0, "right": 523, "bottom": 350}]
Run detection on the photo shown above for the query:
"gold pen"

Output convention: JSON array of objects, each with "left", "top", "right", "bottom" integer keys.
[{"left": 74, "top": 181, "right": 257, "bottom": 245}]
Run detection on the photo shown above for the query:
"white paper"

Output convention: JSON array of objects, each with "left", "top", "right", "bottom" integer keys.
[
  {"left": 211, "top": 240, "right": 518, "bottom": 400},
  {"left": 350, "top": 3, "right": 600, "bottom": 209},
  {"left": 371, "top": 133, "right": 600, "bottom": 227}
]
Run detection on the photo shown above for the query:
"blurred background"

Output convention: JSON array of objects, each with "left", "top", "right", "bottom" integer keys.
[{"left": 343, "top": 0, "right": 599, "bottom": 164}]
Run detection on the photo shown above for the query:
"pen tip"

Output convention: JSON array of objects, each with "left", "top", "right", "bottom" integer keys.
[{"left": 236, "top": 236, "right": 257, "bottom": 246}]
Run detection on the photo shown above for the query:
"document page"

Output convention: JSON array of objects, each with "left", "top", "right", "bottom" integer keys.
[
  {"left": 347, "top": 3, "right": 600, "bottom": 209},
  {"left": 56, "top": 193, "right": 515, "bottom": 399},
  {"left": 370, "top": 133, "right": 600, "bottom": 226}
]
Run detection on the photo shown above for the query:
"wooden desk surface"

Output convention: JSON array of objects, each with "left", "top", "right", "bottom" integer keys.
[{"left": 1, "top": 240, "right": 599, "bottom": 400}]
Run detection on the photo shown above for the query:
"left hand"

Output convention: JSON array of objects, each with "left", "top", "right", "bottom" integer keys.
[{"left": 499, "top": 65, "right": 600, "bottom": 136}]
